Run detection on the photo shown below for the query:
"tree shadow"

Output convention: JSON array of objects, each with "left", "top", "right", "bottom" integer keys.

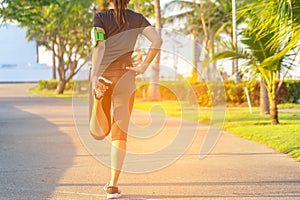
[{"left": 0, "top": 96, "right": 76, "bottom": 199}]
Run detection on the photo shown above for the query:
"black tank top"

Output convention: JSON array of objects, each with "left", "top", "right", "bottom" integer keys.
[{"left": 93, "top": 9, "right": 151, "bottom": 76}]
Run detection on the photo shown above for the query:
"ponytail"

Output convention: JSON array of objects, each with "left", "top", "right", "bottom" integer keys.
[{"left": 112, "top": 0, "right": 129, "bottom": 25}]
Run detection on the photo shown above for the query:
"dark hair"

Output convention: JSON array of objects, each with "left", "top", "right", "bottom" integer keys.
[{"left": 112, "top": 0, "right": 129, "bottom": 25}]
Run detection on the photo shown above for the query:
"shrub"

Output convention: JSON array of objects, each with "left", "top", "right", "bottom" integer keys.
[
  {"left": 191, "top": 82, "right": 211, "bottom": 106},
  {"left": 284, "top": 80, "right": 300, "bottom": 103},
  {"left": 135, "top": 81, "right": 193, "bottom": 101},
  {"left": 38, "top": 79, "right": 58, "bottom": 90},
  {"left": 225, "top": 81, "right": 246, "bottom": 104},
  {"left": 37, "top": 79, "right": 75, "bottom": 91}
]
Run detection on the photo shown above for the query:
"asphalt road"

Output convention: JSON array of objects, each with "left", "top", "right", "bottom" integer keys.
[{"left": 0, "top": 83, "right": 300, "bottom": 200}]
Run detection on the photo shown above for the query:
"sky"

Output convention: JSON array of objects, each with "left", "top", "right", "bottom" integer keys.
[{"left": 0, "top": 24, "right": 36, "bottom": 66}]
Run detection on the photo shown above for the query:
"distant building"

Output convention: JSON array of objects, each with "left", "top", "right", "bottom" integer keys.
[{"left": 0, "top": 23, "right": 37, "bottom": 67}]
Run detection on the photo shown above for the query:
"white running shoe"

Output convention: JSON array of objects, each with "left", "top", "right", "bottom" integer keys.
[{"left": 103, "top": 184, "right": 121, "bottom": 199}]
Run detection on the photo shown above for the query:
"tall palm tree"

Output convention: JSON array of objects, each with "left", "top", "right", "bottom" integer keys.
[
  {"left": 241, "top": 0, "right": 299, "bottom": 124},
  {"left": 214, "top": 0, "right": 300, "bottom": 124}
]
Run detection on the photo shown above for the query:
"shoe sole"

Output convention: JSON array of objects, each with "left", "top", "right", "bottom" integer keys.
[{"left": 107, "top": 193, "right": 121, "bottom": 199}]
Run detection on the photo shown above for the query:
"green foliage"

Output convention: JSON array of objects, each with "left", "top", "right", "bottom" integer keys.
[
  {"left": 190, "top": 82, "right": 211, "bottom": 106},
  {"left": 235, "top": 0, "right": 300, "bottom": 80},
  {"left": 282, "top": 80, "right": 300, "bottom": 103},
  {"left": 238, "top": 0, "right": 300, "bottom": 54},
  {"left": 224, "top": 82, "right": 245, "bottom": 104},
  {"left": 213, "top": 0, "right": 300, "bottom": 124},
  {"left": 135, "top": 81, "right": 193, "bottom": 101},
  {"left": 38, "top": 79, "right": 74, "bottom": 91},
  {"left": 129, "top": 0, "right": 154, "bottom": 18},
  {"left": 38, "top": 79, "right": 58, "bottom": 90},
  {"left": 95, "top": 0, "right": 109, "bottom": 11}
]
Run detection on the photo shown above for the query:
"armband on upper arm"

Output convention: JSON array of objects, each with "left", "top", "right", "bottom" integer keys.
[{"left": 91, "top": 27, "right": 105, "bottom": 47}]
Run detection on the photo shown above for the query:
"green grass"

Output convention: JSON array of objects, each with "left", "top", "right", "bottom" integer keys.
[
  {"left": 223, "top": 108, "right": 300, "bottom": 161},
  {"left": 278, "top": 103, "right": 300, "bottom": 109},
  {"left": 29, "top": 86, "right": 73, "bottom": 100},
  {"left": 133, "top": 100, "right": 300, "bottom": 161}
]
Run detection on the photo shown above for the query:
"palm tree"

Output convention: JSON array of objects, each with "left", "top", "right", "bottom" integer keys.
[
  {"left": 242, "top": 0, "right": 299, "bottom": 124},
  {"left": 214, "top": 0, "right": 300, "bottom": 124}
]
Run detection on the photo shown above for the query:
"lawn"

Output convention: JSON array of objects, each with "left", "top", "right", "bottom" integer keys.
[
  {"left": 133, "top": 99, "right": 300, "bottom": 161},
  {"left": 29, "top": 86, "right": 73, "bottom": 100}
]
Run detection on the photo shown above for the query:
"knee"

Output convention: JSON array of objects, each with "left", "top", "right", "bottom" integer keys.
[
  {"left": 90, "top": 128, "right": 110, "bottom": 140},
  {"left": 111, "top": 123, "right": 127, "bottom": 141}
]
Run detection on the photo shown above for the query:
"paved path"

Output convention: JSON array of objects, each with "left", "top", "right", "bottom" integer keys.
[{"left": 0, "top": 83, "right": 300, "bottom": 200}]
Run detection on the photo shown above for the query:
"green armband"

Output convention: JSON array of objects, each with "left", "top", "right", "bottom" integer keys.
[{"left": 91, "top": 27, "right": 105, "bottom": 47}]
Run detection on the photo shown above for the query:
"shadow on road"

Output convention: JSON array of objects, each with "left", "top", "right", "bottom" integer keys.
[{"left": 0, "top": 96, "right": 76, "bottom": 199}]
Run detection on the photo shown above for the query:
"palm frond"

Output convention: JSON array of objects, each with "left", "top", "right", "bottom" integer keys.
[{"left": 213, "top": 51, "right": 249, "bottom": 61}]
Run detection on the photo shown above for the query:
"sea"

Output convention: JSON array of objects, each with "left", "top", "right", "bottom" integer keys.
[
  {"left": 0, "top": 64, "right": 52, "bottom": 82},
  {"left": 0, "top": 64, "right": 90, "bottom": 83}
]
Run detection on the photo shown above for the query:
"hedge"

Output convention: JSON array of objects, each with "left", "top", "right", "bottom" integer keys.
[
  {"left": 135, "top": 80, "right": 300, "bottom": 106},
  {"left": 38, "top": 79, "right": 74, "bottom": 90},
  {"left": 38, "top": 79, "right": 300, "bottom": 106}
]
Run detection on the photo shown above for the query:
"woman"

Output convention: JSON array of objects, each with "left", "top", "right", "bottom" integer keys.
[{"left": 89, "top": 0, "right": 162, "bottom": 198}]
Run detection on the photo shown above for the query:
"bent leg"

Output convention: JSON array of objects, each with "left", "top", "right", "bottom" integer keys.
[{"left": 89, "top": 81, "right": 112, "bottom": 140}]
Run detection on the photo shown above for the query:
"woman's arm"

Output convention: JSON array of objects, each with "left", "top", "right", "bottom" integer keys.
[
  {"left": 126, "top": 26, "right": 163, "bottom": 74},
  {"left": 91, "top": 27, "right": 106, "bottom": 89}
]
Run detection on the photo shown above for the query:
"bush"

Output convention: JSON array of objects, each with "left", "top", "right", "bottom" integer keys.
[
  {"left": 37, "top": 79, "right": 75, "bottom": 91},
  {"left": 135, "top": 81, "right": 193, "bottom": 101},
  {"left": 284, "top": 80, "right": 300, "bottom": 103},
  {"left": 225, "top": 81, "right": 246, "bottom": 104},
  {"left": 191, "top": 82, "right": 211, "bottom": 106},
  {"left": 189, "top": 80, "right": 300, "bottom": 106},
  {"left": 38, "top": 79, "right": 58, "bottom": 90}
]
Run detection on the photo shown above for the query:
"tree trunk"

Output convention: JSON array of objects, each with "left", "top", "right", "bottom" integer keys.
[
  {"left": 191, "top": 33, "right": 199, "bottom": 81},
  {"left": 260, "top": 79, "right": 269, "bottom": 114},
  {"left": 36, "top": 41, "right": 39, "bottom": 63},
  {"left": 269, "top": 91, "right": 279, "bottom": 125},
  {"left": 56, "top": 37, "right": 66, "bottom": 94},
  {"left": 209, "top": 35, "right": 217, "bottom": 81},
  {"left": 57, "top": 79, "right": 67, "bottom": 94},
  {"left": 51, "top": 42, "right": 57, "bottom": 79},
  {"left": 267, "top": 75, "right": 279, "bottom": 124},
  {"left": 232, "top": 0, "right": 239, "bottom": 83},
  {"left": 147, "top": 0, "right": 161, "bottom": 101},
  {"left": 57, "top": 57, "right": 66, "bottom": 94}
]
